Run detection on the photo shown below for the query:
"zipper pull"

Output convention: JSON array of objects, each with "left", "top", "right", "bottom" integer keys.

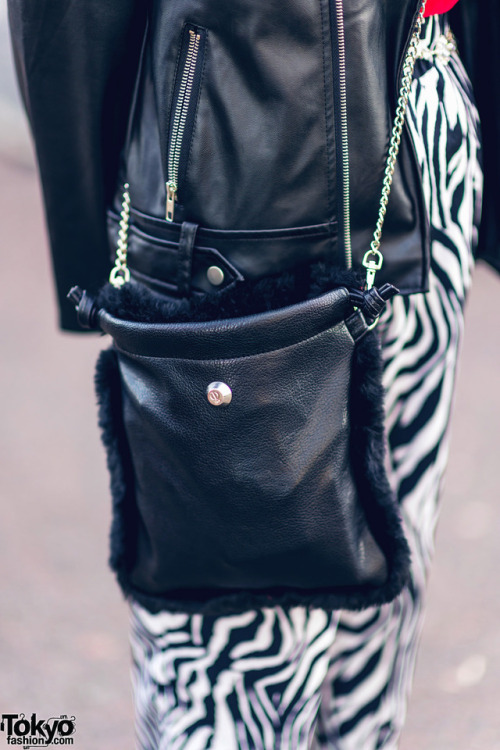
[{"left": 166, "top": 181, "right": 177, "bottom": 222}]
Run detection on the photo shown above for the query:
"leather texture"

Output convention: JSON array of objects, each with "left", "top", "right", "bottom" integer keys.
[
  {"left": 93, "top": 286, "right": 412, "bottom": 609},
  {"left": 8, "top": 0, "right": 499, "bottom": 331},
  {"left": 99, "top": 286, "right": 354, "bottom": 358},
  {"left": 116, "top": 0, "right": 430, "bottom": 299},
  {"left": 67, "top": 266, "right": 411, "bottom": 612}
]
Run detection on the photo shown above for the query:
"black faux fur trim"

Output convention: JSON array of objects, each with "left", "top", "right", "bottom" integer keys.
[
  {"left": 94, "top": 348, "right": 140, "bottom": 596},
  {"left": 93, "top": 268, "right": 411, "bottom": 615},
  {"left": 96, "top": 261, "right": 365, "bottom": 325},
  {"left": 347, "top": 329, "right": 412, "bottom": 603}
]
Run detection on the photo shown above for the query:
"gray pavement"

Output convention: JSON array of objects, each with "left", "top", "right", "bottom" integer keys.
[
  {"left": 0, "top": 159, "right": 134, "bottom": 748},
  {"left": 1, "top": 9, "right": 499, "bottom": 749},
  {"left": 0, "top": 5, "right": 33, "bottom": 169}
]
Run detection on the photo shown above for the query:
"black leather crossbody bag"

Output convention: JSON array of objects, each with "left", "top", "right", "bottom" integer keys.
[{"left": 69, "top": 4, "right": 427, "bottom": 615}]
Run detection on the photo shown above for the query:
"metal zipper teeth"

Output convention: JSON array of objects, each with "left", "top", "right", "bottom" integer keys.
[
  {"left": 334, "top": 0, "right": 352, "bottom": 269},
  {"left": 166, "top": 29, "right": 201, "bottom": 222}
]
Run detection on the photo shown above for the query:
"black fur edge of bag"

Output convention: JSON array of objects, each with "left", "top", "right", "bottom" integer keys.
[{"left": 71, "top": 264, "right": 411, "bottom": 616}]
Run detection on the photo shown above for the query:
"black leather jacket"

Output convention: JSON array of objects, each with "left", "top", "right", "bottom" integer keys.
[{"left": 8, "top": 0, "right": 500, "bottom": 330}]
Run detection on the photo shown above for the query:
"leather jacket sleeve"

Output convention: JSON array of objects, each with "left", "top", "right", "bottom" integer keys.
[
  {"left": 7, "top": 0, "right": 147, "bottom": 331},
  {"left": 449, "top": 0, "right": 500, "bottom": 274}
]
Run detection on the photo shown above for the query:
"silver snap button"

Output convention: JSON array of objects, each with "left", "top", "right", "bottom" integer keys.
[
  {"left": 207, "top": 382, "right": 232, "bottom": 406},
  {"left": 207, "top": 265, "right": 225, "bottom": 286}
]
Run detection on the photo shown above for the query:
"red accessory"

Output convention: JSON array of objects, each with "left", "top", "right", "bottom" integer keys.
[{"left": 424, "top": 0, "right": 459, "bottom": 17}]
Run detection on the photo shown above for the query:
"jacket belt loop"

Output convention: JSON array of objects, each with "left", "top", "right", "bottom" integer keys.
[{"left": 177, "top": 221, "right": 199, "bottom": 297}]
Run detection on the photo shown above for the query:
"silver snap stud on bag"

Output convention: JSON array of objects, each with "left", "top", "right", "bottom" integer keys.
[{"left": 207, "top": 382, "right": 232, "bottom": 406}]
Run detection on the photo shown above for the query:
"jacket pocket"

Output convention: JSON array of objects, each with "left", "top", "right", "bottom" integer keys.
[
  {"left": 107, "top": 206, "right": 338, "bottom": 296},
  {"left": 166, "top": 24, "right": 208, "bottom": 223}
]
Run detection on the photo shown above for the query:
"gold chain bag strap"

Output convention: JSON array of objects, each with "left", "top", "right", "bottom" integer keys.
[{"left": 68, "top": 3, "right": 430, "bottom": 616}]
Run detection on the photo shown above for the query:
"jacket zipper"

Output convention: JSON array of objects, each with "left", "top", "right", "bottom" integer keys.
[
  {"left": 331, "top": 0, "right": 352, "bottom": 269},
  {"left": 332, "top": 0, "right": 423, "bottom": 272},
  {"left": 166, "top": 25, "right": 206, "bottom": 222}
]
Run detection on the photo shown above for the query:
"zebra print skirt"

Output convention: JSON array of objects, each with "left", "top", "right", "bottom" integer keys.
[{"left": 128, "top": 15, "right": 483, "bottom": 750}]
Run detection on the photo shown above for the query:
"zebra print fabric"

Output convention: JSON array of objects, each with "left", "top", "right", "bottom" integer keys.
[{"left": 129, "top": 15, "right": 483, "bottom": 749}]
